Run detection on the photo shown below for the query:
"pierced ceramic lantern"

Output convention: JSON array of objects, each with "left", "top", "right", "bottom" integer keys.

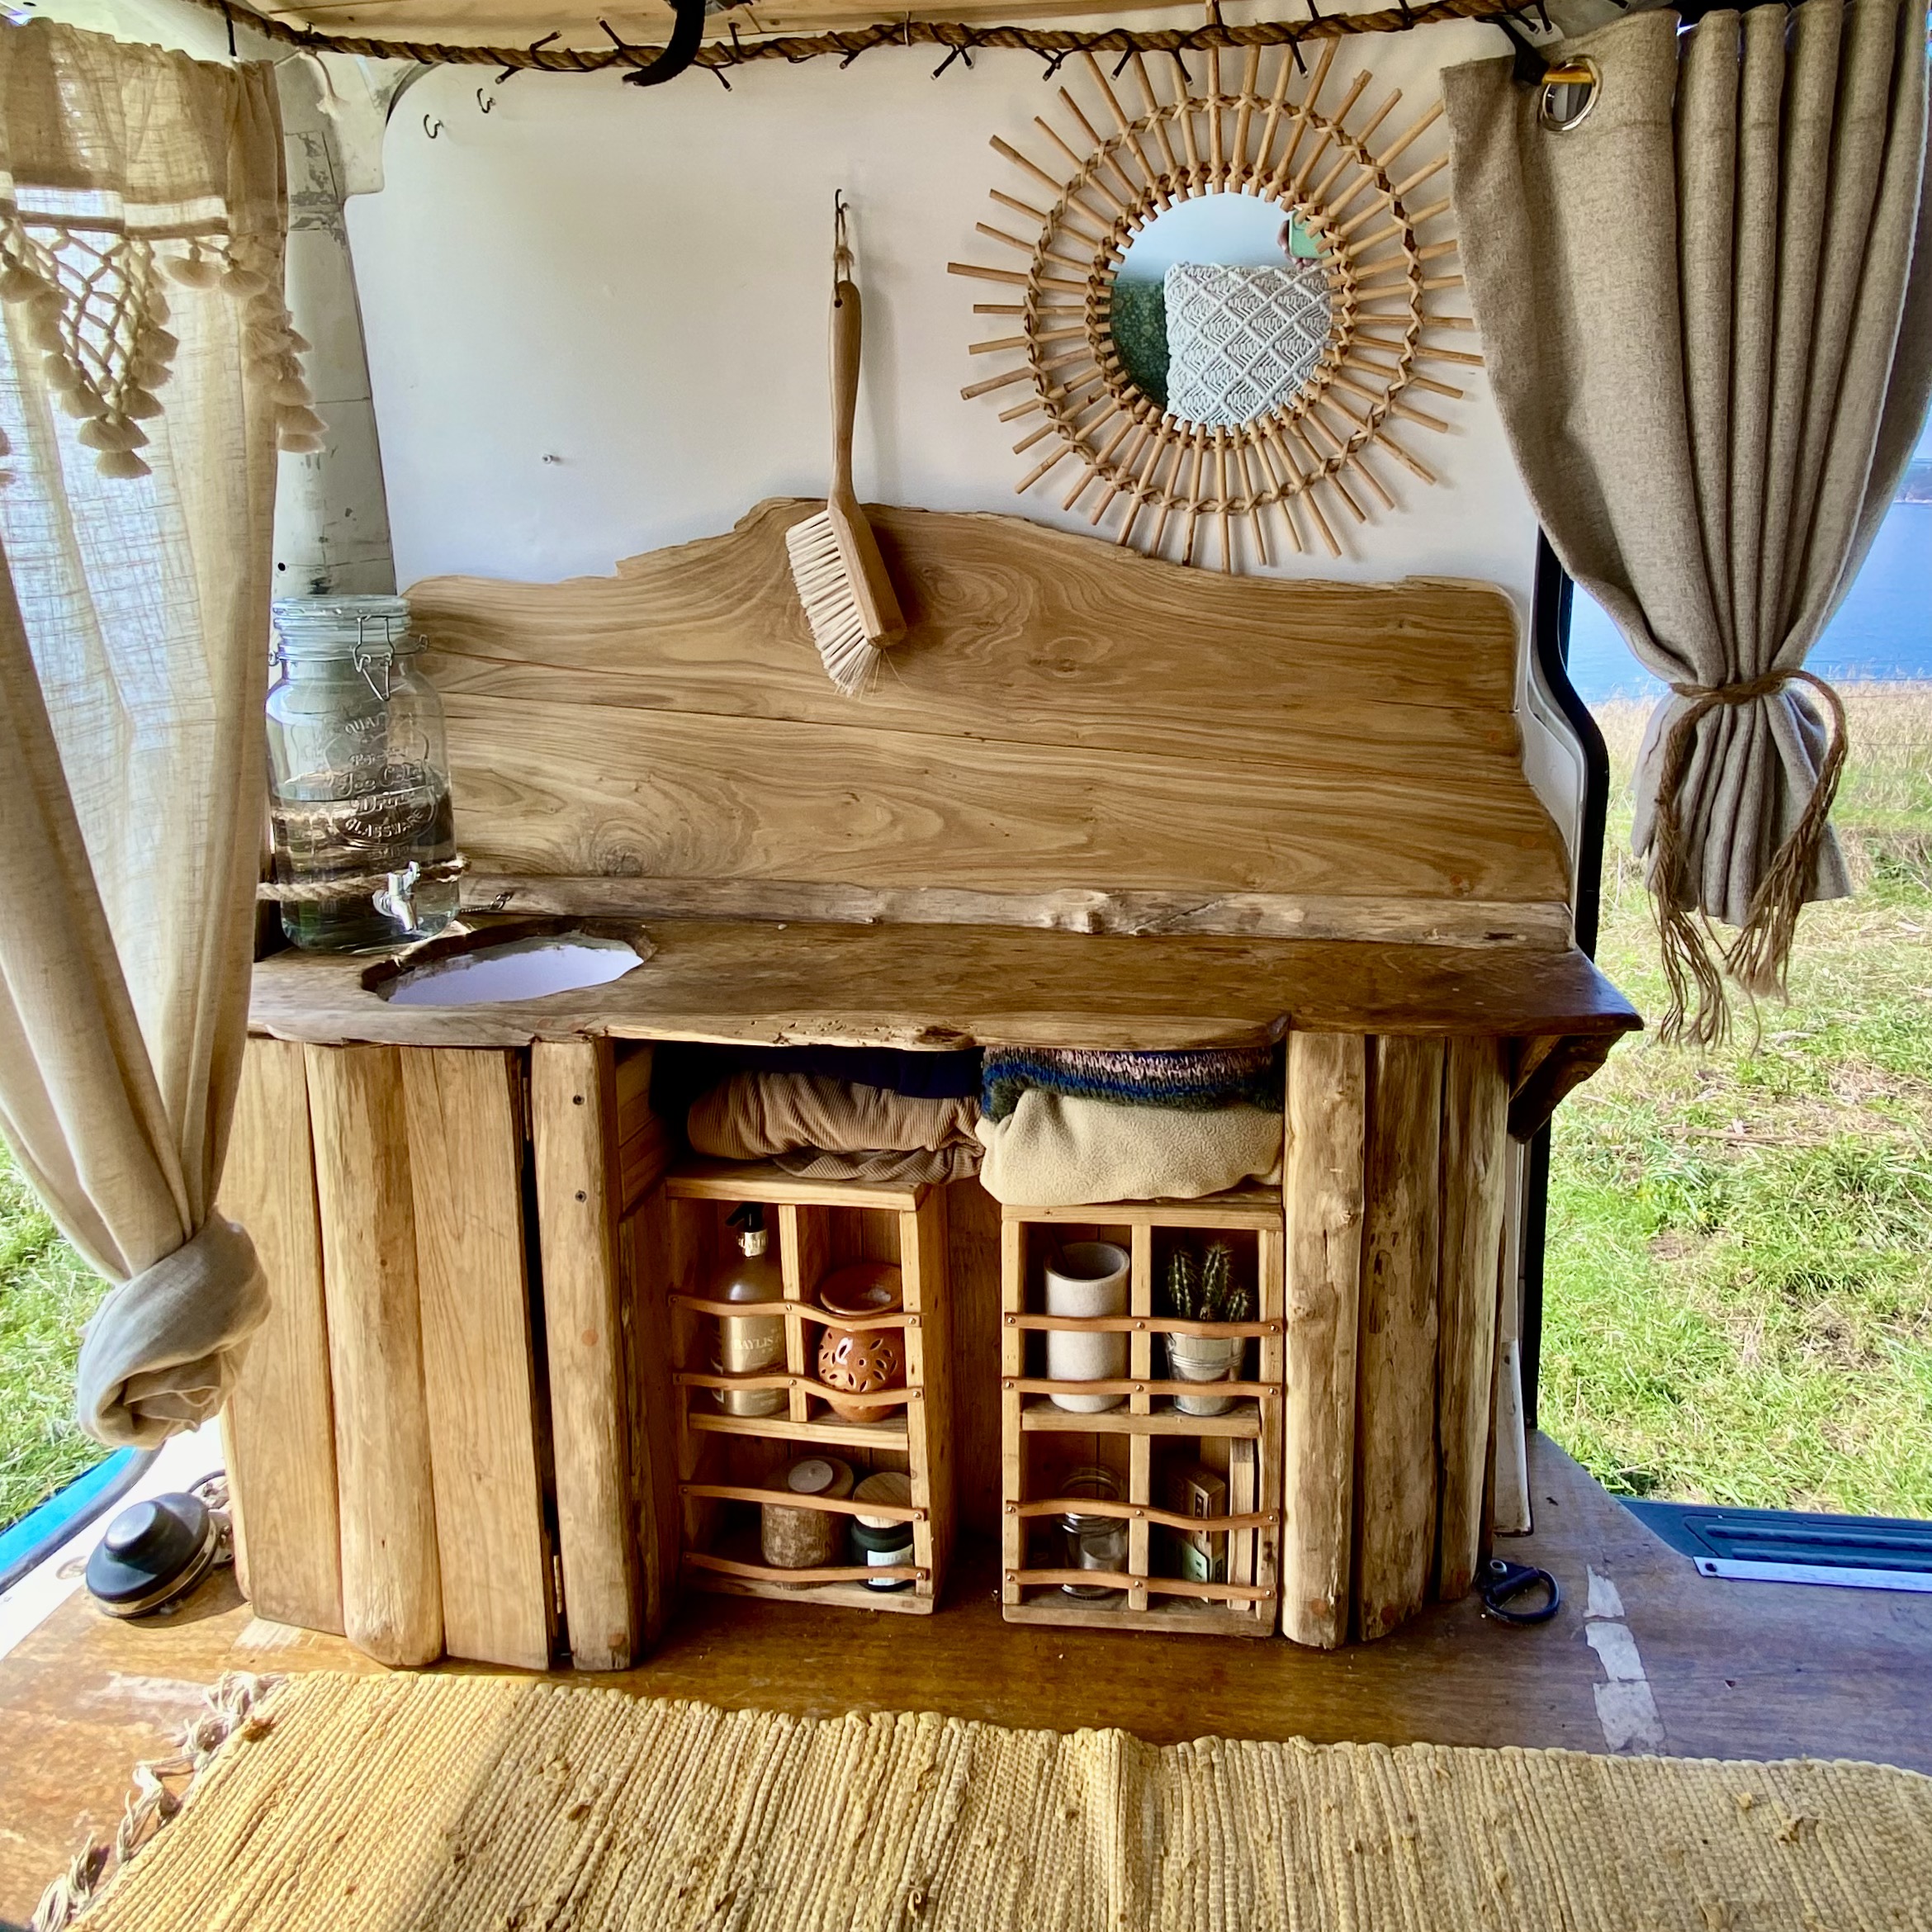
[{"left": 815, "top": 1262, "right": 906, "bottom": 1421}]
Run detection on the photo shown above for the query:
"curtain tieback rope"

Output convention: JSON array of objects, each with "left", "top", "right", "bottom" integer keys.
[{"left": 1650, "top": 666, "right": 1849, "bottom": 1049}]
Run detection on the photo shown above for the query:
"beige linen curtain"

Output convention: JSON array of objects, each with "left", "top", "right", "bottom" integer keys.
[
  {"left": 0, "top": 22, "right": 317, "bottom": 1445},
  {"left": 1445, "top": 0, "right": 1932, "bottom": 1042}
]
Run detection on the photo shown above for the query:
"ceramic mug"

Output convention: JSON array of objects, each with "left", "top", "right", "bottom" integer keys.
[{"left": 1044, "top": 1241, "right": 1129, "bottom": 1413}]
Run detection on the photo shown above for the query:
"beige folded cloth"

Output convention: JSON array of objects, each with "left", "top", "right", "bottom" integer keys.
[
  {"left": 775, "top": 1145, "right": 982, "bottom": 1186},
  {"left": 688, "top": 1073, "right": 980, "bottom": 1163},
  {"left": 975, "top": 1092, "right": 1282, "bottom": 1206}
]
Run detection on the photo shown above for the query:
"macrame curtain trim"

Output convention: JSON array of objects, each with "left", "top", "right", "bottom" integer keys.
[{"left": 0, "top": 21, "right": 319, "bottom": 479}]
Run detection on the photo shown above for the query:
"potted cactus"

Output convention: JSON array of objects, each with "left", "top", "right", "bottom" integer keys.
[{"left": 1163, "top": 1243, "right": 1252, "bottom": 1417}]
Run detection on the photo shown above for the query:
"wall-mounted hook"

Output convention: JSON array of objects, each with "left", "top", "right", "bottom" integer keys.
[
  {"left": 476, "top": 88, "right": 494, "bottom": 113},
  {"left": 423, "top": 113, "right": 443, "bottom": 139}
]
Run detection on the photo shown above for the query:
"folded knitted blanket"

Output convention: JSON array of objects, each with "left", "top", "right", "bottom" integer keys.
[
  {"left": 982, "top": 1045, "right": 1280, "bottom": 1122},
  {"left": 975, "top": 1091, "right": 1282, "bottom": 1206},
  {"left": 688, "top": 1073, "right": 981, "bottom": 1164}
]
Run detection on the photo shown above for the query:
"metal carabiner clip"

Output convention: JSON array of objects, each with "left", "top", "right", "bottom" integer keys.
[{"left": 1480, "top": 1557, "right": 1561, "bottom": 1625}]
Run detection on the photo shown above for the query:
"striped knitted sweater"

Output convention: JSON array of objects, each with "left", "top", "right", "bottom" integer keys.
[{"left": 981, "top": 1045, "right": 1281, "bottom": 1122}]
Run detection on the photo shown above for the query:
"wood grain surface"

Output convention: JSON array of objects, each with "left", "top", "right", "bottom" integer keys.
[
  {"left": 401, "top": 1049, "right": 554, "bottom": 1671},
  {"left": 217, "top": 1039, "right": 343, "bottom": 1636},
  {"left": 1433, "top": 1035, "right": 1510, "bottom": 1603},
  {"left": 305, "top": 1045, "right": 443, "bottom": 1669},
  {"left": 405, "top": 501, "right": 1567, "bottom": 929},
  {"left": 533, "top": 1041, "right": 647, "bottom": 1670},
  {"left": 1353, "top": 1035, "right": 1444, "bottom": 1644},
  {"left": 249, "top": 916, "right": 1641, "bottom": 1054},
  {"left": 1281, "top": 1031, "right": 1366, "bottom": 1650}
]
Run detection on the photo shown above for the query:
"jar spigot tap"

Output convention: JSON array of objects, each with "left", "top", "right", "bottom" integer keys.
[{"left": 375, "top": 860, "right": 422, "bottom": 932}]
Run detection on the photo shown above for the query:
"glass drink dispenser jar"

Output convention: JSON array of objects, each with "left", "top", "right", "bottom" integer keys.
[{"left": 265, "top": 596, "right": 461, "bottom": 952}]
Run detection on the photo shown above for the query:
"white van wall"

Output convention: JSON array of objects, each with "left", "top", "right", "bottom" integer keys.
[{"left": 349, "top": 22, "right": 1534, "bottom": 591}]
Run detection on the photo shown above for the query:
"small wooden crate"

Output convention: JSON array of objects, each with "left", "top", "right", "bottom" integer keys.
[
  {"left": 661, "top": 1161, "right": 952, "bottom": 1613},
  {"left": 1000, "top": 1191, "right": 1284, "bottom": 1636}
]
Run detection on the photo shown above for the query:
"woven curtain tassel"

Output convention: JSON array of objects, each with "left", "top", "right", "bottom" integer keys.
[
  {"left": 1721, "top": 670, "right": 1849, "bottom": 1003},
  {"left": 1648, "top": 666, "right": 1849, "bottom": 1048}
]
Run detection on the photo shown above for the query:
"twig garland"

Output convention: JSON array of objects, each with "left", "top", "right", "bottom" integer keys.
[
  {"left": 179, "top": 0, "right": 1549, "bottom": 80},
  {"left": 948, "top": 44, "right": 1474, "bottom": 567}
]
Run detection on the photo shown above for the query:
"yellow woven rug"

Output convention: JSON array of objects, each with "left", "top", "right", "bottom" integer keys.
[{"left": 64, "top": 1672, "right": 1932, "bottom": 1931}]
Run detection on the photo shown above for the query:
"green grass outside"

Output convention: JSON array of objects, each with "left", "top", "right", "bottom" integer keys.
[
  {"left": 1545, "top": 684, "right": 1932, "bottom": 1517},
  {"left": 1, "top": 1138, "right": 110, "bottom": 1531}
]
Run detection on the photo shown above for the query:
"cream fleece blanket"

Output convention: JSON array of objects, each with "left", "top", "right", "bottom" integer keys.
[
  {"left": 976, "top": 1092, "right": 1281, "bottom": 1206},
  {"left": 687, "top": 1073, "right": 980, "bottom": 1165}
]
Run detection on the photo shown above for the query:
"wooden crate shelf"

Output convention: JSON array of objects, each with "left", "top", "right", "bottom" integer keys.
[
  {"left": 1000, "top": 1192, "right": 1285, "bottom": 1637},
  {"left": 661, "top": 1159, "right": 953, "bottom": 1616}
]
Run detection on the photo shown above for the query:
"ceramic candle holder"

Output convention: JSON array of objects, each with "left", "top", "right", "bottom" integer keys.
[
  {"left": 1043, "top": 1241, "right": 1129, "bottom": 1413},
  {"left": 815, "top": 1262, "right": 907, "bottom": 1420}
]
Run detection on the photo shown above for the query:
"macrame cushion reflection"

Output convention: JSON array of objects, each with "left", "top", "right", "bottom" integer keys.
[{"left": 1164, "top": 260, "right": 1331, "bottom": 429}]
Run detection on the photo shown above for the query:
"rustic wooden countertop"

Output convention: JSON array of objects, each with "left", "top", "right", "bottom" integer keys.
[{"left": 249, "top": 914, "right": 1641, "bottom": 1054}]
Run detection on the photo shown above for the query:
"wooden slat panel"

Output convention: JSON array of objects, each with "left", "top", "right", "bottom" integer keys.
[
  {"left": 943, "top": 1176, "right": 1003, "bottom": 1541},
  {"left": 250, "top": 917, "right": 1642, "bottom": 1054},
  {"left": 401, "top": 1049, "right": 553, "bottom": 1670},
  {"left": 443, "top": 692, "right": 1565, "bottom": 909},
  {"left": 1353, "top": 1035, "right": 1444, "bottom": 1643},
  {"left": 1434, "top": 1035, "right": 1510, "bottom": 1603},
  {"left": 1491, "top": 1140, "right": 1532, "bottom": 1537},
  {"left": 1281, "top": 1032, "right": 1365, "bottom": 1650},
  {"left": 532, "top": 1040, "right": 646, "bottom": 1671},
  {"left": 305, "top": 1045, "right": 442, "bottom": 1668},
  {"left": 218, "top": 1039, "right": 342, "bottom": 1636},
  {"left": 621, "top": 1189, "right": 678, "bottom": 1645},
  {"left": 613, "top": 1045, "right": 669, "bottom": 1212}
]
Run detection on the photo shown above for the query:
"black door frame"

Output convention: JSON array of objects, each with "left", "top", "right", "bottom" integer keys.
[{"left": 1519, "top": 533, "right": 1611, "bottom": 1428}]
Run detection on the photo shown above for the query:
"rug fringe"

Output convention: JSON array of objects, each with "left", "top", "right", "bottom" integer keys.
[{"left": 31, "top": 1672, "right": 282, "bottom": 1932}]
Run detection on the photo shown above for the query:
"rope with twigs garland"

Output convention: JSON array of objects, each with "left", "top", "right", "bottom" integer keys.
[
  {"left": 1648, "top": 666, "right": 1849, "bottom": 1050},
  {"left": 181, "top": 0, "right": 1550, "bottom": 81}
]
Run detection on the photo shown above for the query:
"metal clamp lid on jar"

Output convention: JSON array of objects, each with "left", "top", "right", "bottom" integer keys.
[{"left": 270, "top": 595, "right": 424, "bottom": 698}]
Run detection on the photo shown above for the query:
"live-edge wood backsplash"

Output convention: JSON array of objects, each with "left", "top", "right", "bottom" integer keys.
[{"left": 408, "top": 499, "right": 1573, "bottom": 949}]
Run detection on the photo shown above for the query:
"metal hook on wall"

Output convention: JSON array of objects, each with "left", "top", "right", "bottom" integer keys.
[
  {"left": 423, "top": 112, "right": 443, "bottom": 138},
  {"left": 476, "top": 88, "right": 495, "bottom": 112},
  {"left": 832, "top": 189, "right": 853, "bottom": 287}
]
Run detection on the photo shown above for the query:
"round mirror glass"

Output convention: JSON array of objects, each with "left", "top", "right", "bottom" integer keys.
[{"left": 1110, "top": 194, "right": 1332, "bottom": 427}]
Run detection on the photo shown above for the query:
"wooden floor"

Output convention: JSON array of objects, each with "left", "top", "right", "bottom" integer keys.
[{"left": 4, "top": 1432, "right": 1930, "bottom": 1927}]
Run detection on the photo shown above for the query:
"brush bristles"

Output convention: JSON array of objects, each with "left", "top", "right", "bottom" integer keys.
[{"left": 786, "top": 511, "right": 883, "bottom": 698}]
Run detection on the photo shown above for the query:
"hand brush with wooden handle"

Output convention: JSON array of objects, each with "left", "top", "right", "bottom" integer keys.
[{"left": 787, "top": 245, "right": 906, "bottom": 697}]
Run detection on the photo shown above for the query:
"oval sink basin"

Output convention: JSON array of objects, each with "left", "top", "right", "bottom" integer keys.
[{"left": 367, "top": 921, "right": 651, "bottom": 1007}]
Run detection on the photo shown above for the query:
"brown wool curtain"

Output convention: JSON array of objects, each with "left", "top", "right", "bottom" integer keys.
[
  {"left": 0, "top": 22, "right": 312, "bottom": 1445},
  {"left": 1444, "top": 0, "right": 1932, "bottom": 1042}
]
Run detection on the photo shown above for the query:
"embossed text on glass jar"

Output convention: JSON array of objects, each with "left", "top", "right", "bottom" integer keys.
[{"left": 265, "top": 596, "right": 460, "bottom": 952}]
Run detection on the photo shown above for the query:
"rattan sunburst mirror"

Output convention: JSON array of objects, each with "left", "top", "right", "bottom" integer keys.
[{"left": 948, "top": 43, "right": 1477, "bottom": 568}]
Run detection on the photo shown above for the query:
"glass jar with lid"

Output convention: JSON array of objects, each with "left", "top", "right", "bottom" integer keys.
[
  {"left": 1058, "top": 1464, "right": 1129, "bottom": 1599},
  {"left": 265, "top": 595, "right": 461, "bottom": 952}
]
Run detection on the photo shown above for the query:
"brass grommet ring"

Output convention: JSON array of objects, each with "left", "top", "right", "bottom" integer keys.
[{"left": 1538, "top": 56, "right": 1601, "bottom": 135}]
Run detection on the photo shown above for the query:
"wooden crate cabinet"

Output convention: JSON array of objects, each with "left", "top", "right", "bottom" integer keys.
[
  {"left": 1000, "top": 1192, "right": 1284, "bottom": 1636},
  {"left": 656, "top": 1163, "right": 954, "bottom": 1613}
]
